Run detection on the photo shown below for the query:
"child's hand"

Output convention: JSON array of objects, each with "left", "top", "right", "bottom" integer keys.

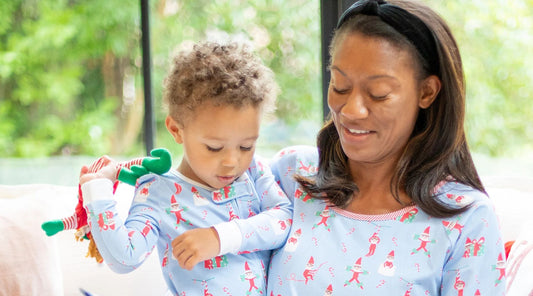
[
  {"left": 79, "top": 156, "right": 118, "bottom": 185},
  {"left": 171, "top": 227, "right": 221, "bottom": 270}
]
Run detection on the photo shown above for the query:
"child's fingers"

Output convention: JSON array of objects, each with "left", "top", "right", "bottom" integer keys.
[
  {"left": 79, "top": 165, "right": 89, "bottom": 177},
  {"left": 175, "top": 246, "right": 197, "bottom": 270},
  {"left": 171, "top": 235, "right": 203, "bottom": 270}
]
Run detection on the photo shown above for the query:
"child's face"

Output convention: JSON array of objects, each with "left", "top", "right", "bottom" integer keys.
[{"left": 166, "top": 103, "right": 261, "bottom": 189}]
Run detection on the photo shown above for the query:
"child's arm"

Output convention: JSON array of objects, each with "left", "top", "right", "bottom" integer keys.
[{"left": 82, "top": 175, "right": 162, "bottom": 273}]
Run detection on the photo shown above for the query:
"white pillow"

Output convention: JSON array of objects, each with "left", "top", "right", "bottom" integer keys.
[
  {"left": 506, "top": 218, "right": 533, "bottom": 295},
  {"left": 0, "top": 184, "right": 73, "bottom": 296}
]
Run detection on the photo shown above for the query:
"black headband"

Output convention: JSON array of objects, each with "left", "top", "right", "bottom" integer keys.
[{"left": 337, "top": 0, "right": 439, "bottom": 75}]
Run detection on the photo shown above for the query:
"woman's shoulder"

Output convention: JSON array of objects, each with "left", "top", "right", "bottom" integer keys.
[{"left": 434, "top": 179, "right": 494, "bottom": 212}]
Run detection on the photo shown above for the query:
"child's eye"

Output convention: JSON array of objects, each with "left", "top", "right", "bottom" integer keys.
[
  {"left": 240, "top": 146, "right": 253, "bottom": 151},
  {"left": 206, "top": 145, "right": 222, "bottom": 152}
]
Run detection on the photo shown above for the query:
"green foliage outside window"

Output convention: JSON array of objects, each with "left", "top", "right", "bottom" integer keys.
[{"left": 0, "top": 0, "right": 531, "bottom": 158}]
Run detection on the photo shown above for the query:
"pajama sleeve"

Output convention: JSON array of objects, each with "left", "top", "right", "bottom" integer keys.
[
  {"left": 441, "top": 197, "right": 506, "bottom": 295},
  {"left": 83, "top": 177, "right": 162, "bottom": 273},
  {"left": 216, "top": 156, "right": 293, "bottom": 254}
]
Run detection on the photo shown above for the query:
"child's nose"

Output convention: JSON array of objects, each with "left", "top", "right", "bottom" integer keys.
[{"left": 221, "top": 150, "right": 239, "bottom": 167}]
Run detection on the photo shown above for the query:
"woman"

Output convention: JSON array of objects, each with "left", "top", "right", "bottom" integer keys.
[{"left": 267, "top": 0, "right": 505, "bottom": 295}]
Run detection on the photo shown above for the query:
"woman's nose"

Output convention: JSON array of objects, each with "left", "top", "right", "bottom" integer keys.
[{"left": 335, "top": 93, "right": 369, "bottom": 120}]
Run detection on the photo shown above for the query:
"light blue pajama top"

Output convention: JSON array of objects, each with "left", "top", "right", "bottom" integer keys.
[
  {"left": 267, "top": 146, "right": 506, "bottom": 296},
  {"left": 83, "top": 156, "right": 292, "bottom": 296}
]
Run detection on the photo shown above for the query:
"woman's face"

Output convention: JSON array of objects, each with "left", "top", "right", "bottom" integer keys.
[{"left": 328, "top": 32, "right": 434, "bottom": 168}]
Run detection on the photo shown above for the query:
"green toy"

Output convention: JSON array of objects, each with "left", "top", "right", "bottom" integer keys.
[{"left": 40, "top": 148, "right": 172, "bottom": 263}]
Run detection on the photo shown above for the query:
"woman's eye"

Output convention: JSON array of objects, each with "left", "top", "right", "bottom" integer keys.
[
  {"left": 370, "top": 93, "right": 389, "bottom": 100},
  {"left": 332, "top": 87, "right": 349, "bottom": 94},
  {"left": 206, "top": 145, "right": 222, "bottom": 152},
  {"left": 240, "top": 146, "right": 253, "bottom": 151}
]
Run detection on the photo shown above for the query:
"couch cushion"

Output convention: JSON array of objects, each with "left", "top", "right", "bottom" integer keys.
[{"left": 0, "top": 184, "right": 74, "bottom": 296}]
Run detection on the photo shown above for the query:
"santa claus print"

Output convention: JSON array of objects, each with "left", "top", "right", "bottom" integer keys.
[
  {"left": 344, "top": 257, "right": 367, "bottom": 289},
  {"left": 446, "top": 193, "right": 472, "bottom": 206},
  {"left": 454, "top": 275, "right": 465, "bottom": 296},
  {"left": 191, "top": 186, "right": 209, "bottom": 206},
  {"left": 378, "top": 250, "right": 396, "bottom": 276},
  {"left": 411, "top": 226, "right": 436, "bottom": 257},
  {"left": 134, "top": 179, "right": 156, "bottom": 203},
  {"left": 285, "top": 228, "right": 302, "bottom": 252},
  {"left": 442, "top": 218, "right": 464, "bottom": 234}
]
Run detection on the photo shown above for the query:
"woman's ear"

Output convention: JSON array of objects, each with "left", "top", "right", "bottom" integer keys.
[
  {"left": 418, "top": 75, "right": 441, "bottom": 109},
  {"left": 165, "top": 115, "right": 184, "bottom": 144}
]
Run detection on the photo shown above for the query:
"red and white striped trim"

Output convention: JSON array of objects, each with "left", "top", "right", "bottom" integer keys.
[{"left": 332, "top": 205, "right": 418, "bottom": 222}]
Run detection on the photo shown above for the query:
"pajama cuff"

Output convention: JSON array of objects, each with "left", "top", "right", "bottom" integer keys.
[
  {"left": 213, "top": 220, "right": 242, "bottom": 255},
  {"left": 81, "top": 178, "right": 115, "bottom": 207}
]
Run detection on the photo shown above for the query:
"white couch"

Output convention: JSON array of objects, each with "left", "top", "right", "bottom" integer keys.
[
  {"left": 0, "top": 183, "right": 167, "bottom": 296},
  {"left": 0, "top": 176, "right": 532, "bottom": 296}
]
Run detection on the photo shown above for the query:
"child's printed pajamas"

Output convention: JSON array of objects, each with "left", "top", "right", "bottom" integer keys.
[
  {"left": 267, "top": 145, "right": 506, "bottom": 296},
  {"left": 84, "top": 156, "right": 292, "bottom": 296}
]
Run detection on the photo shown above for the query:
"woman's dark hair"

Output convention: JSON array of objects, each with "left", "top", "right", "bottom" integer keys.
[{"left": 296, "top": 0, "right": 485, "bottom": 218}]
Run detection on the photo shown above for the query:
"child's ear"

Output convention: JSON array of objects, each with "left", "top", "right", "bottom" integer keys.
[
  {"left": 418, "top": 75, "right": 441, "bottom": 109},
  {"left": 165, "top": 115, "right": 184, "bottom": 144}
]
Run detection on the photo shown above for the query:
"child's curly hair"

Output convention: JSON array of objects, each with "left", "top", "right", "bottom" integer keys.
[{"left": 163, "top": 41, "right": 279, "bottom": 124}]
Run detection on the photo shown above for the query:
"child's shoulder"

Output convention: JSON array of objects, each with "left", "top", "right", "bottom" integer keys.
[
  {"left": 134, "top": 171, "right": 182, "bottom": 192},
  {"left": 271, "top": 145, "right": 319, "bottom": 177}
]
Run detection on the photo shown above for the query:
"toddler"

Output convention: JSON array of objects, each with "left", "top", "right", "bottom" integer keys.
[{"left": 80, "top": 41, "right": 291, "bottom": 296}]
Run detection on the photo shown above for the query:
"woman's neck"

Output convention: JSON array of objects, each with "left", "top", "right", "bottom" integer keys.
[{"left": 345, "top": 159, "right": 412, "bottom": 215}]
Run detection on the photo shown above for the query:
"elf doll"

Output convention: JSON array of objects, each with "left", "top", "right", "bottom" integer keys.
[{"left": 41, "top": 148, "right": 172, "bottom": 263}]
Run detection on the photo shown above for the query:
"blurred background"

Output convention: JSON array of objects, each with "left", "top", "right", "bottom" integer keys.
[{"left": 1, "top": 0, "right": 532, "bottom": 185}]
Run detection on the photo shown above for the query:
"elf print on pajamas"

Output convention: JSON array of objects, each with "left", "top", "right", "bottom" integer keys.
[
  {"left": 166, "top": 194, "right": 193, "bottom": 228},
  {"left": 266, "top": 146, "right": 506, "bottom": 295},
  {"left": 366, "top": 232, "right": 380, "bottom": 257},
  {"left": 492, "top": 253, "right": 506, "bottom": 286},
  {"left": 312, "top": 206, "right": 334, "bottom": 231},
  {"left": 411, "top": 226, "right": 436, "bottom": 257},
  {"left": 454, "top": 275, "right": 465, "bottom": 296},
  {"left": 85, "top": 155, "right": 292, "bottom": 295},
  {"left": 303, "top": 256, "right": 318, "bottom": 284},
  {"left": 344, "top": 257, "right": 367, "bottom": 289},
  {"left": 240, "top": 261, "right": 260, "bottom": 295}
]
